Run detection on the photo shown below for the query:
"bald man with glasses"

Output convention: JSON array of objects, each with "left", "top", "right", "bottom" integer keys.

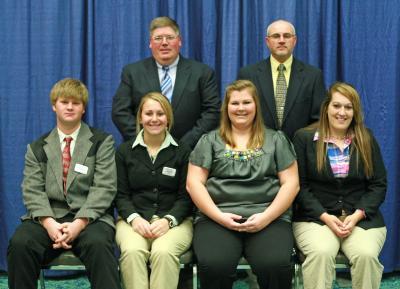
[{"left": 238, "top": 19, "right": 326, "bottom": 139}]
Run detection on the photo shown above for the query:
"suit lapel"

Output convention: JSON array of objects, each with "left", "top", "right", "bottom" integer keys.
[
  {"left": 134, "top": 146, "right": 154, "bottom": 171},
  {"left": 146, "top": 58, "right": 163, "bottom": 92},
  {"left": 283, "top": 58, "right": 304, "bottom": 124},
  {"left": 258, "top": 58, "right": 278, "bottom": 127},
  {"left": 347, "top": 148, "right": 359, "bottom": 177},
  {"left": 153, "top": 146, "right": 176, "bottom": 170},
  {"left": 171, "top": 56, "right": 190, "bottom": 110},
  {"left": 44, "top": 128, "right": 64, "bottom": 193},
  {"left": 66, "top": 123, "right": 92, "bottom": 191}
]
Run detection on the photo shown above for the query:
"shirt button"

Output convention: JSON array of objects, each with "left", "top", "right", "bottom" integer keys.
[
  {"left": 153, "top": 188, "right": 158, "bottom": 193},
  {"left": 151, "top": 171, "right": 156, "bottom": 175},
  {"left": 153, "top": 203, "right": 158, "bottom": 208}
]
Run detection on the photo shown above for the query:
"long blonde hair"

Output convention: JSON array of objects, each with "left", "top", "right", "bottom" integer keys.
[
  {"left": 220, "top": 80, "right": 265, "bottom": 149},
  {"left": 315, "top": 82, "right": 373, "bottom": 177}
]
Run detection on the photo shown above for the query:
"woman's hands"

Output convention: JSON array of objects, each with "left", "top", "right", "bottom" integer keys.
[
  {"left": 320, "top": 210, "right": 365, "bottom": 238},
  {"left": 320, "top": 213, "right": 350, "bottom": 238},
  {"left": 131, "top": 217, "right": 169, "bottom": 239},
  {"left": 237, "top": 213, "right": 272, "bottom": 233},
  {"left": 215, "top": 212, "right": 243, "bottom": 230},
  {"left": 216, "top": 211, "right": 272, "bottom": 233}
]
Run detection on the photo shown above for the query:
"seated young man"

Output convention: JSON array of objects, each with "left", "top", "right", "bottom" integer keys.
[{"left": 7, "top": 78, "right": 121, "bottom": 289}]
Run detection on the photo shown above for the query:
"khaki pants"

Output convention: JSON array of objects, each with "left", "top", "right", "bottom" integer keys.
[
  {"left": 293, "top": 222, "right": 386, "bottom": 289},
  {"left": 116, "top": 218, "right": 193, "bottom": 289}
]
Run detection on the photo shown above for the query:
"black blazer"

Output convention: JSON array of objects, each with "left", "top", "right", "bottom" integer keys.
[
  {"left": 292, "top": 128, "right": 387, "bottom": 229},
  {"left": 112, "top": 55, "right": 221, "bottom": 148},
  {"left": 238, "top": 57, "right": 325, "bottom": 139},
  {"left": 115, "top": 138, "right": 193, "bottom": 224}
]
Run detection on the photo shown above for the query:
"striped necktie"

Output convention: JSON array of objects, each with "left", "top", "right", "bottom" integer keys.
[
  {"left": 161, "top": 66, "right": 173, "bottom": 102},
  {"left": 62, "top": 137, "right": 73, "bottom": 194},
  {"left": 275, "top": 63, "right": 287, "bottom": 128}
]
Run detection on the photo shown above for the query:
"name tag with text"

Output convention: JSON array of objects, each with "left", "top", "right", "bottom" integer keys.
[
  {"left": 74, "top": 163, "right": 88, "bottom": 175},
  {"left": 162, "top": 166, "right": 176, "bottom": 177}
]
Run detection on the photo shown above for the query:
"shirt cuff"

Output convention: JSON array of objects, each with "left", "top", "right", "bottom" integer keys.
[{"left": 127, "top": 213, "right": 141, "bottom": 224}]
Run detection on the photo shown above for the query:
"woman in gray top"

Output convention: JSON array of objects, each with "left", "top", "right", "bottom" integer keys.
[{"left": 186, "top": 80, "right": 299, "bottom": 289}]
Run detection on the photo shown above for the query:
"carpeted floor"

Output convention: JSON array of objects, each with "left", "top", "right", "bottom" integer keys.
[{"left": 1, "top": 271, "right": 399, "bottom": 288}]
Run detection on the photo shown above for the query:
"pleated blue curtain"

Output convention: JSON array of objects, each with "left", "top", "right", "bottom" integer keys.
[{"left": 1, "top": 0, "right": 399, "bottom": 272}]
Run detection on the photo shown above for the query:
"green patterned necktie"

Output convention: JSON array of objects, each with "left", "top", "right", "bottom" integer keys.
[{"left": 275, "top": 63, "right": 287, "bottom": 128}]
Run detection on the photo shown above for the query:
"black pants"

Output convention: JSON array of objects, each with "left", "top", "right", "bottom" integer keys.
[
  {"left": 193, "top": 217, "right": 293, "bottom": 289},
  {"left": 7, "top": 218, "right": 121, "bottom": 289}
]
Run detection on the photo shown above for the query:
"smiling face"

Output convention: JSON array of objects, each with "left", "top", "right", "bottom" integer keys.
[
  {"left": 227, "top": 89, "right": 256, "bottom": 130},
  {"left": 52, "top": 97, "right": 85, "bottom": 131},
  {"left": 266, "top": 20, "right": 297, "bottom": 62},
  {"left": 149, "top": 26, "right": 181, "bottom": 66},
  {"left": 327, "top": 92, "right": 354, "bottom": 136},
  {"left": 139, "top": 98, "right": 168, "bottom": 138}
]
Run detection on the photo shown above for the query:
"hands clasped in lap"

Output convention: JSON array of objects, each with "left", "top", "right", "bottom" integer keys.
[
  {"left": 218, "top": 212, "right": 272, "bottom": 233},
  {"left": 42, "top": 217, "right": 88, "bottom": 249}
]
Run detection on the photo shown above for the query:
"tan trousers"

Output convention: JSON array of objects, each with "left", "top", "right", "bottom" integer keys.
[
  {"left": 293, "top": 222, "right": 386, "bottom": 289},
  {"left": 116, "top": 218, "right": 193, "bottom": 289}
]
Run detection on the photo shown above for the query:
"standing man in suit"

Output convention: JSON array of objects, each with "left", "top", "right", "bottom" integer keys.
[
  {"left": 238, "top": 19, "right": 326, "bottom": 139},
  {"left": 7, "top": 78, "right": 121, "bottom": 289},
  {"left": 112, "top": 16, "right": 220, "bottom": 149}
]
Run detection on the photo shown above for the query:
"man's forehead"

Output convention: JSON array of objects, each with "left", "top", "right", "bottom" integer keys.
[
  {"left": 58, "top": 96, "right": 82, "bottom": 102},
  {"left": 151, "top": 26, "right": 177, "bottom": 35},
  {"left": 269, "top": 22, "right": 293, "bottom": 33}
]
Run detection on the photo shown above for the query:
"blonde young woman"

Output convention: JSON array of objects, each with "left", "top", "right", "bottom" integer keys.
[
  {"left": 293, "top": 82, "right": 387, "bottom": 289},
  {"left": 115, "top": 92, "right": 193, "bottom": 289},
  {"left": 187, "top": 80, "right": 299, "bottom": 289}
]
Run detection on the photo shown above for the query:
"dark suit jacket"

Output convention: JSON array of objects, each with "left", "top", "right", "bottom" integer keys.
[
  {"left": 115, "top": 138, "right": 193, "bottom": 224},
  {"left": 292, "top": 128, "right": 387, "bottom": 229},
  {"left": 21, "top": 122, "right": 117, "bottom": 228},
  {"left": 112, "top": 55, "right": 221, "bottom": 148},
  {"left": 238, "top": 57, "right": 325, "bottom": 139}
]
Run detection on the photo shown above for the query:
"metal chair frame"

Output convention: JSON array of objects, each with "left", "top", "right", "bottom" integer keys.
[
  {"left": 39, "top": 250, "right": 197, "bottom": 289},
  {"left": 293, "top": 250, "right": 350, "bottom": 289},
  {"left": 40, "top": 248, "right": 350, "bottom": 289}
]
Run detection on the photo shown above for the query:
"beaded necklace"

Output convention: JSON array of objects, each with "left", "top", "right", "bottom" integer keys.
[{"left": 223, "top": 147, "right": 263, "bottom": 161}]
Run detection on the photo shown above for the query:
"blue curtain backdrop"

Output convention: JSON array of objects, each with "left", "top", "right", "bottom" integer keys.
[{"left": 1, "top": 0, "right": 399, "bottom": 272}]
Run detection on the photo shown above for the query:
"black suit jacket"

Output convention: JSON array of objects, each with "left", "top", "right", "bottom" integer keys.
[
  {"left": 115, "top": 138, "right": 193, "bottom": 224},
  {"left": 238, "top": 57, "right": 325, "bottom": 139},
  {"left": 292, "top": 128, "right": 387, "bottom": 229},
  {"left": 112, "top": 55, "right": 221, "bottom": 148}
]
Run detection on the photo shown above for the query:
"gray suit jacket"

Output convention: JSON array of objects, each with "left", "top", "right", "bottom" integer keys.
[
  {"left": 112, "top": 55, "right": 221, "bottom": 148},
  {"left": 238, "top": 57, "right": 325, "bottom": 139},
  {"left": 21, "top": 122, "right": 117, "bottom": 228}
]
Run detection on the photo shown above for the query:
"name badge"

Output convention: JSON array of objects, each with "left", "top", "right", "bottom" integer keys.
[
  {"left": 74, "top": 163, "right": 88, "bottom": 175},
  {"left": 162, "top": 166, "right": 176, "bottom": 177}
]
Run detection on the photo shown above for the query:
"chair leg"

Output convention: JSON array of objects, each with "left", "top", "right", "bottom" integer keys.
[
  {"left": 293, "top": 262, "right": 303, "bottom": 289},
  {"left": 192, "top": 264, "right": 198, "bottom": 289},
  {"left": 39, "top": 269, "right": 46, "bottom": 289}
]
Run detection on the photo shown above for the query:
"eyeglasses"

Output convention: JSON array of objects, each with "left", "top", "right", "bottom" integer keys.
[
  {"left": 267, "top": 33, "right": 295, "bottom": 40},
  {"left": 152, "top": 35, "right": 179, "bottom": 43}
]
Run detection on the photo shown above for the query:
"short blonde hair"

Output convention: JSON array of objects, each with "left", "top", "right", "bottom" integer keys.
[
  {"left": 50, "top": 78, "right": 89, "bottom": 107},
  {"left": 149, "top": 16, "right": 180, "bottom": 36},
  {"left": 220, "top": 80, "right": 265, "bottom": 149},
  {"left": 136, "top": 92, "right": 174, "bottom": 134}
]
